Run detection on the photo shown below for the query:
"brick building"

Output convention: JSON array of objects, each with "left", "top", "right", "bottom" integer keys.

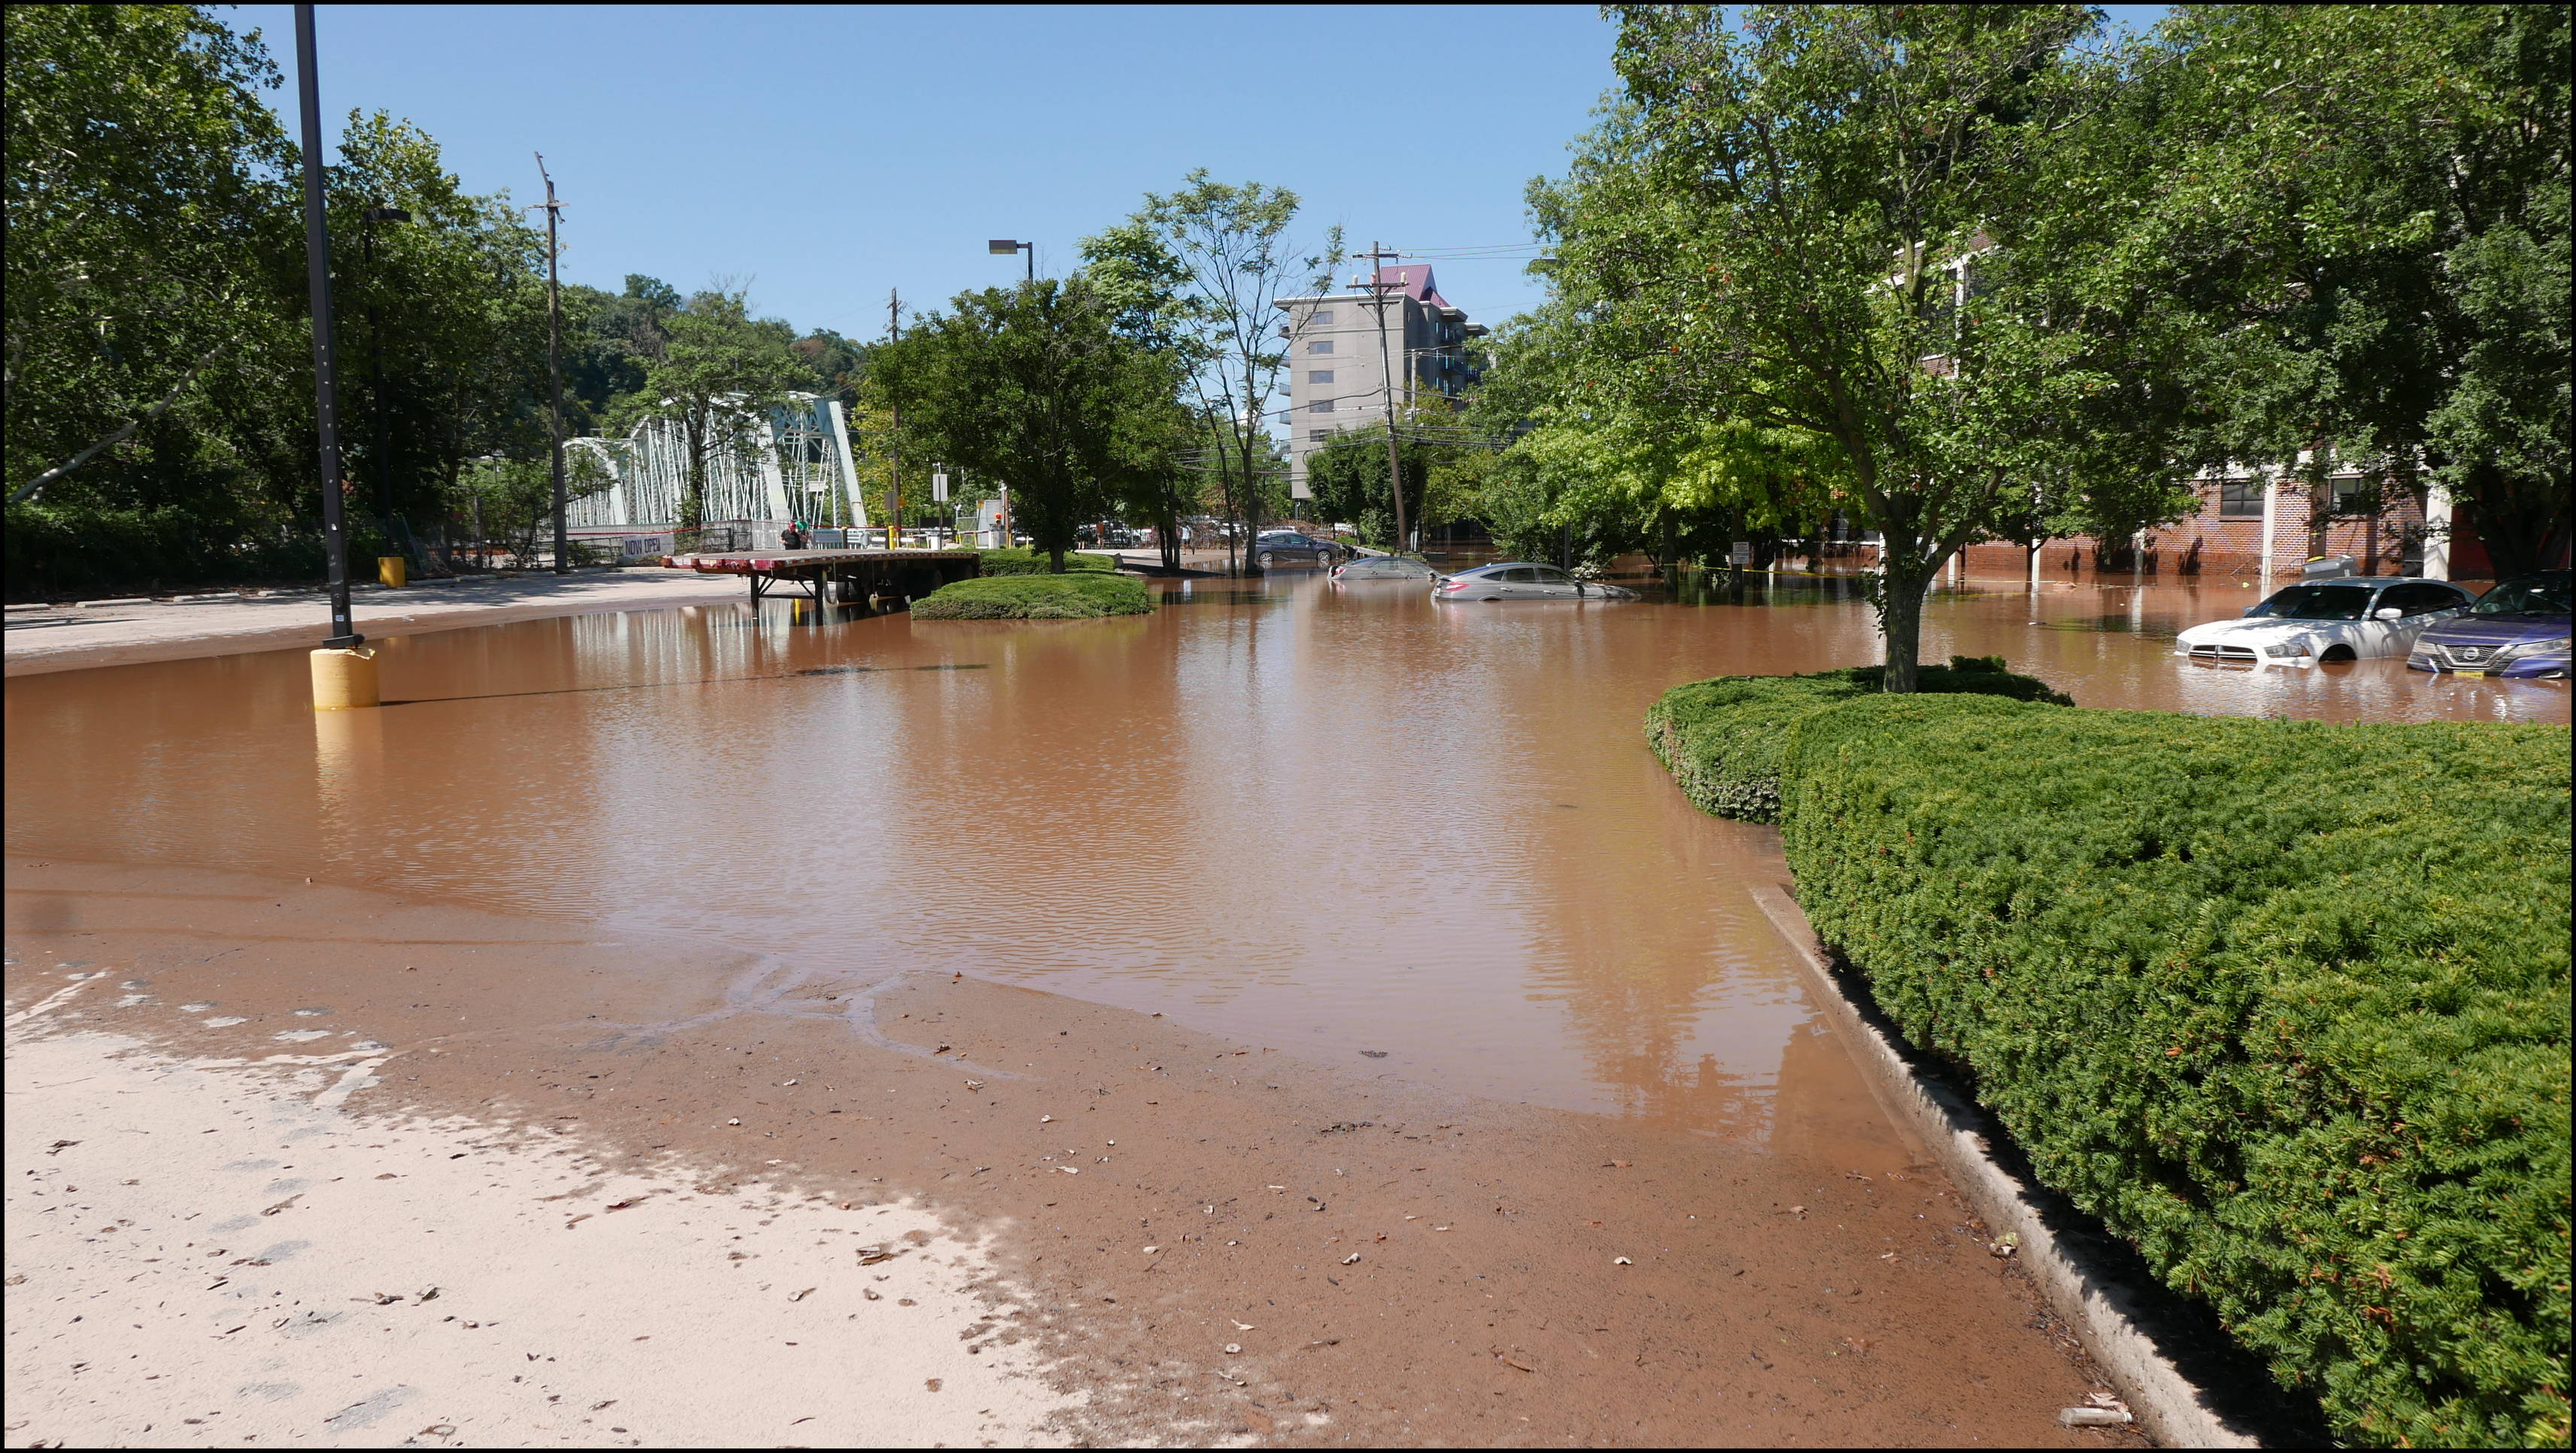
[{"left": 1957, "top": 468, "right": 2501, "bottom": 584}]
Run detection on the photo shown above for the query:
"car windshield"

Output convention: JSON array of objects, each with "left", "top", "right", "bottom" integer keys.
[
  {"left": 2468, "top": 574, "right": 2572, "bottom": 618},
  {"left": 2247, "top": 584, "right": 2376, "bottom": 621}
]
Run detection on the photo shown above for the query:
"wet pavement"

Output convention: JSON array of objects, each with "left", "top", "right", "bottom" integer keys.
[{"left": 8, "top": 571, "right": 2556, "bottom": 1136}]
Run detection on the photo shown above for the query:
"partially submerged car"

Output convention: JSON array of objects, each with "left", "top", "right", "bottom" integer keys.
[
  {"left": 1432, "top": 563, "right": 1637, "bottom": 601},
  {"left": 2408, "top": 570, "right": 2571, "bottom": 680},
  {"left": 1332, "top": 554, "right": 1438, "bottom": 583},
  {"left": 1251, "top": 530, "right": 1344, "bottom": 569},
  {"left": 2175, "top": 575, "right": 2472, "bottom": 666}
]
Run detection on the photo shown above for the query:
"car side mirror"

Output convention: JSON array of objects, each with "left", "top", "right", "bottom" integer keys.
[{"left": 2374, "top": 607, "right": 2404, "bottom": 621}]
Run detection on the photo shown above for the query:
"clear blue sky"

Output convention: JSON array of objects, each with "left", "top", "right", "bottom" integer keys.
[
  {"left": 226, "top": 4, "right": 1625, "bottom": 340},
  {"left": 226, "top": 5, "right": 2170, "bottom": 341}
]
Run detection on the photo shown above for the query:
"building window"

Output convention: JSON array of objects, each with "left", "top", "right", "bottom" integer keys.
[
  {"left": 1307, "top": 340, "right": 1333, "bottom": 355},
  {"left": 1307, "top": 369, "right": 1333, "bottom": 384},
  {"left": 1309, "top": 429, "right": 1329, "bottom": 442},
  {"left": 1310, "top": 309, "right": 1334, "bottom": 325},
  {"left": 2329, "top": 476, "right": 2375, "bottom": 514},
  {"left": 2216, "top": 478, "right": 2265, "bottom": 518},
  {"left": 1309, "top": 399, "right": 1334, "bottom": 414}
]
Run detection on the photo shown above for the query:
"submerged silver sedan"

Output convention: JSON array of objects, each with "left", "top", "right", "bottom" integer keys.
[
  {"left": 1332, "top": 554, "right": 1439, "bottom": 583},
  {"left": 1432, "top": 562, "right": 1637, "bottom": 601}
]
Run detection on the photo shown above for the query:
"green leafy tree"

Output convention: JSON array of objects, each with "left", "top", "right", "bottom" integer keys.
[
  {"left": 1303, "top": 394, "right": 1476, "bottom": 549},
  {"left": 328, "top": 111, "right": 551, "bottom": 553},
  {"left": 1080, "top": 172, "right": 1342, "bottom": 573},
  {"left": 869, "top": 278, "right": 1167, "bottom": 573},
  {"left": 1555, "top": 4, "right": 2165, "bottom": 687},
  {"left": 2125, "top": 5, "right": 2569, "bottom": 578},
  {"left": 5, "top": 3, "right": 298, "bottom": 506},
  {"left": 630, "top": 289, "right": 806, "bottom": 533}
]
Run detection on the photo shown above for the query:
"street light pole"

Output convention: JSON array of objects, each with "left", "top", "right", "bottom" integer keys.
[
  {"left": 293, "top": 5, "right": 358, "bottom": 651},
  {"left": 988, "top": 238, "right": 1034, "bottom": 285},
  {"left": 536, "top": 154, "right": 567, "bottom": 574}
]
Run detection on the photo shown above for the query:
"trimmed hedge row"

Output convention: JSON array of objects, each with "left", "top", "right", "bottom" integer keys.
[
  {"left": 910, "top": 572, "right": 1151, "bottom": 619},
  {"left": 1643, "top": 657, "right": 2074, "bottom": 821},
  {"left": 969, "top": 548, "right": 1120, "bottom": 576},
  {"left": 1659, "top": 681, "right": 2571, "bottom": 1447}
]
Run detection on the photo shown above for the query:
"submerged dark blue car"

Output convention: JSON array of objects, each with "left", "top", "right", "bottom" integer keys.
[{"left": 2408, "top": 570, "right": 2571, "bottom": 679}]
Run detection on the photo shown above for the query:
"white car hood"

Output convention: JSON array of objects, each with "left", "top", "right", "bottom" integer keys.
[{"left": 2177, "top": 617, "right": 2341, "bottom": 647}]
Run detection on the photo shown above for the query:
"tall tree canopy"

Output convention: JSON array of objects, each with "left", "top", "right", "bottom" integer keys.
[
  {"left": 2125, "top": 4, "right": 2570, "bottom": 578},
  {"left": 1546, "top": 3, "right": 2184, "bottom": 688},
  {"left": 1082, "top": 172, "right": 1341, "bottom": 573},
  {"left": 869, "top": 278, "right": 1178, "bottom": 573}
]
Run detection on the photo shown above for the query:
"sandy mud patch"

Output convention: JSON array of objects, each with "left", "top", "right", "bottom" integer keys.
[
  {"left": 8, "top": 857, "right": 2143, "bottom": 1446},
  {"left": 5, "top": 1025, "right": 1074, "bottom": 1448}
]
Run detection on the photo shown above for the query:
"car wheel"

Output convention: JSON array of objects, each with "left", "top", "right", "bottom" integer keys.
[
  {"left": 1257, "top": 551, "right": 1276, "bottom": 569},
  {"left": 2320, "top": 645, "right": 2356, "bottom": 663}
]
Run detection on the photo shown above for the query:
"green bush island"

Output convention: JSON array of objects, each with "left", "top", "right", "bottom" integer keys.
[
  {"left": 910, "top": 572, "right": 1151, "bottom": 620},
  {"left": 969, "top": 548, "right": 1119, "bottom": 576},
  {"left": 1661, "top": 687, "right": 2571, "bottom": 1447},
  {"left": 1643, "top": 657, "right": 2074, "bottom": 821}
]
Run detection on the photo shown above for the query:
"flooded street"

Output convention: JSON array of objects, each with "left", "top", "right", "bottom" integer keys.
[{"left": 10, "top": 572, "right": 2559, "bottom": 1134}]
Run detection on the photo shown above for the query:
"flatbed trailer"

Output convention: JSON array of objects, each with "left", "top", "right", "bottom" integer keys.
[{"left": 666, "top": 548, "right": 980, "bottom": 613}]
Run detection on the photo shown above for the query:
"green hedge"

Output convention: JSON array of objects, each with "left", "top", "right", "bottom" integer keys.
[
  {"left": 969, "top": 548, "right": 1119, "bottom": 576},
  {"left": 1643, "top": 657, "right": 2073, "bottom": 821},
  {"left": 911, "top": 572, "right": 1151, "bottom": 620},
  {"left": 1761, "top": 696, "right": 2570, "bottom": 1447},
  {"left": 7, "top": 501, "right": 336, "bottom": 599}
]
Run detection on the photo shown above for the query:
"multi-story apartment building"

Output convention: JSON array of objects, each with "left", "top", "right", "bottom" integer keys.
[{"left": 1274, "top": 264, "right": 1485, "bottom": 500}]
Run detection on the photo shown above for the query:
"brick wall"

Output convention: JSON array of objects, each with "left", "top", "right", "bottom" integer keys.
[{"left": 1957, "top": 475, "right": 2495, "bottom": 584}]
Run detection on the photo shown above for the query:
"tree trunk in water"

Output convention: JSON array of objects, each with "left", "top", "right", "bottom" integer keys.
[
  {"left": 1158, "top": 498, "right": 1182, "bottom": 573},
  {"left": 1241, "top": 438, "right": 1263, "bottom": 575},
  {"left": 1878, "top": 555, "right": 1934, "bottom": 692}
]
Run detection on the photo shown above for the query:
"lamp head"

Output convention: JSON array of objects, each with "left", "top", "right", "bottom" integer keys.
[{"left": 988, "top": 239, "right": 1026, "bottom": 255}]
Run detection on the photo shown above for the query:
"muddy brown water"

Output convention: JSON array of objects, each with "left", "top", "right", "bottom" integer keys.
[{"left": 8, "top": 573, "right": 2556, "bottom": 1132}]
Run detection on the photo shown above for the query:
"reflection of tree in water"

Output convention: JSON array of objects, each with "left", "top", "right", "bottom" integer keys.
[{"left": 1527, "top": 945, "right": 1776, "bottom": 1143}]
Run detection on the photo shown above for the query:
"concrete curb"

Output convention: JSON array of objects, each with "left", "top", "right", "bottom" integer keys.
[{"left": 1750, "top": 883, "right": 2265, "bottom": 1449}]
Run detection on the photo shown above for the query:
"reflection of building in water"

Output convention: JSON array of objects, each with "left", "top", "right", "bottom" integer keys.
[{"left": 563, "top": 393, "right": 867, "bottom": 541}]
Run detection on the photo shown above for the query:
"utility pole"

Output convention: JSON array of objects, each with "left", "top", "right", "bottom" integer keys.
[
  {"left": 293, "top": 5, "right": 359, "bottom": 651},
  {"left": 887, "top": 288, "right": 902, "bottom": 551},
  {"left": 536, "top": 153, "right": 567, "bottom": 573},
  {"left": 1359, "top": 242, "right": 1410, "bottom": 555}
]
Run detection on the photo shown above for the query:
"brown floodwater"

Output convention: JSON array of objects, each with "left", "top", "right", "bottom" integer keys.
[{"left": 6, "top": 572, "right": 2562, "bottom": 1136}]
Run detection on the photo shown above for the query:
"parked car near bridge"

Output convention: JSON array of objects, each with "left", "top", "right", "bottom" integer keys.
[
  {"left": 2408, "top": 570, "right": 2571, "bottom": 679},
  {"left": 2174, "top": 575, "right": 2472, "bottom": 666},
  {"left": 1432, "top": 563, "right": 1638, "bottom": 602}
]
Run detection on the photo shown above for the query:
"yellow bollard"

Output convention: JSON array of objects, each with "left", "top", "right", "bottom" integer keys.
[
  {"left": 310, "top": 646, "right": 380, "bottom": 710},
  {"left": 378, "top": 555, "right": 407, "bottom": 588}
]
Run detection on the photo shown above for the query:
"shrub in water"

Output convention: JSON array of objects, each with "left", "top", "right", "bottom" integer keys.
[
  {"left": 971, "top": 548, "right": 1119, "bottom": 576},
  {"left": 911, "top": 572, "right": 1151, "bottom": 620},
  {"left": 1643, "top": 657, "right": 2072, "bottom": 821}
]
